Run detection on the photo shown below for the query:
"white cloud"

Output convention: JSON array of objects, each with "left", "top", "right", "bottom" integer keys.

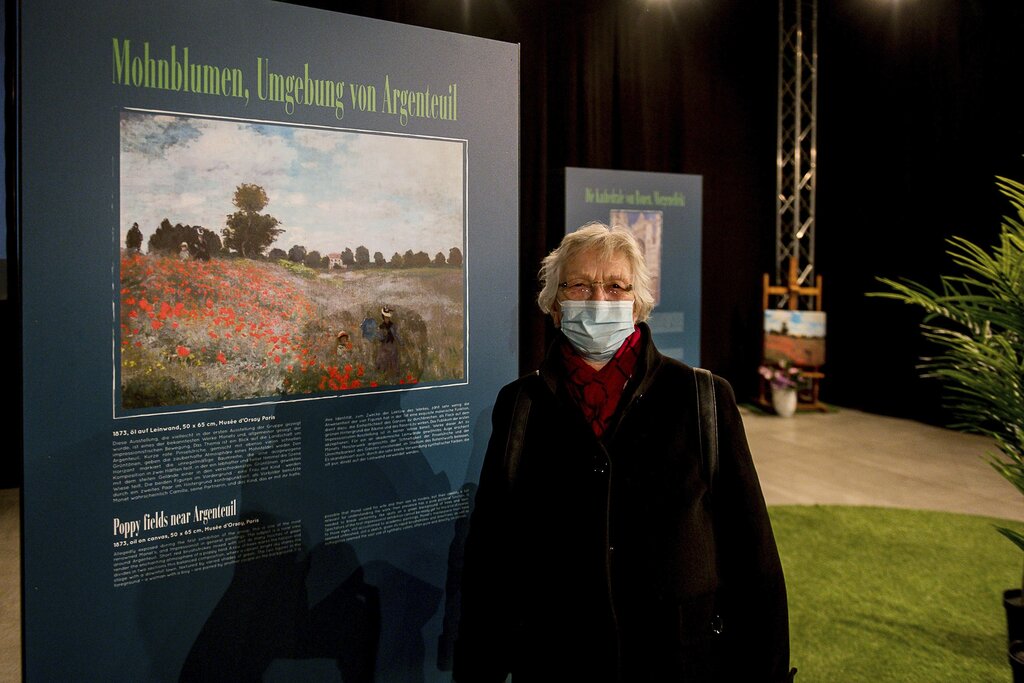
[{"left": 120, "top": 112, "right": 464, "bottom": 257}]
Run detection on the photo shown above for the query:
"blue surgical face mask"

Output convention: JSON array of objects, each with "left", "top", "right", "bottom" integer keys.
[{"left": 559, "top": 300, "right": 636, "bottom": 362}]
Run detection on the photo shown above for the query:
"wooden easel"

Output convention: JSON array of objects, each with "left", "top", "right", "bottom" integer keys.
[{"left": 760, "top": 257, "right": 828, "bottom": 412}]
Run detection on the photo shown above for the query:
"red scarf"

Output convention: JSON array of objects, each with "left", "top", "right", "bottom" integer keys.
[{"left": 560, "top": 327, "right": 642, "bottom": 438}]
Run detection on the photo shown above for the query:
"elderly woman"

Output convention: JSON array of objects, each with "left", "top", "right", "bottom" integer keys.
[{"left": 454, "top": 223, "right": 793, "bottom": 682}]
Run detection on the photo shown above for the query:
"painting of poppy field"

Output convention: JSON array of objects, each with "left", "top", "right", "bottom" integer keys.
[
  {"left": 118, "top": 252, "right": 465, "bottom": 411},
  {"left": 116, "top": 111, "right": 467, "bottom": 413},
  {"left": 763, "top": 309, "right": 826, "bottom": 368}
]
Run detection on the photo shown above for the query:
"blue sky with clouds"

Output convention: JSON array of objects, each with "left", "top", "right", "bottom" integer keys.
[
  {"left": 764, "top": 309, "right": 826, "bottom": 337},
  {"left": 119, "top": 110, "right": 465, "bottom": 258}
]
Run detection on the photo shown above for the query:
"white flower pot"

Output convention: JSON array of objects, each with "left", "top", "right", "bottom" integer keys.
[{"left": 771, "top": 385, "right": 798, "bottom": 418}]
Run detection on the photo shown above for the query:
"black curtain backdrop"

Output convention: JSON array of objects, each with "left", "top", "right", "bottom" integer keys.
[
  {"left": 8, "top": 0, "right": 1024, "bottom": 487},
  {"left": 815, "top": 0, "right": 1024, "bottom": 424}
]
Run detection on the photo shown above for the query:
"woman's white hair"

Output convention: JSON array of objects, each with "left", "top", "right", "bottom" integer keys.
[{"left": 536, "top": 221, "right": 655, "bottom": 322}]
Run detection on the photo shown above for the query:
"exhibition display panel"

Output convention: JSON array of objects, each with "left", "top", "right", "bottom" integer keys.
[{"left": 18, "top": 2, "right": 519, "bottom": 680}]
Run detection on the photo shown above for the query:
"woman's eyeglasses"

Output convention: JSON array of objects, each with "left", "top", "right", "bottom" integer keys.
[{"left": 558, "top": 280, "right": 634, "bottom": 301}]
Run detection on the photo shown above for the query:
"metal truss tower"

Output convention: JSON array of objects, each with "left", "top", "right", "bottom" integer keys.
[{"left": 775, "top": 0, "right": 819, "bottom": 305}]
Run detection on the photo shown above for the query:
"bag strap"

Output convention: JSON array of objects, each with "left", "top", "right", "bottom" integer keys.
[
  {"left": 695, "top": 366, "right": 725, "bottom": 642},
  {"left": 694, "top": 367, "right": 719, "bottom": 496},
  {"left": 504, "top": 373, "right": 536, "bottom": 489}
]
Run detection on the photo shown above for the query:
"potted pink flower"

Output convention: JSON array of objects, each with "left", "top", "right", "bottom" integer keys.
[{"left": 758, "top": 360, "right": 803, "bottom": 417}]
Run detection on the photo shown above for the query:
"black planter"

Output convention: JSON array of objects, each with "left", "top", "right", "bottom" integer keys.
[
  {"left": 1006, "top": 589, "right": 1024, "bottom": 645},
  {"left": 1010, "top": 640, "right": 1024, "bottom": 683}
]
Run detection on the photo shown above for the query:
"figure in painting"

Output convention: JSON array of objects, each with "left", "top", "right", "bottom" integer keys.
[
  {"left": 336, "top": 330, "right": 352, "bottom": 357},
  {"left": 375, "top": 306, "right": 400, "bottom": 382},
  {"left": 195, "top": 231, "right": 211, "bottom": 262},
  {"left": 360, "top": 315, "right": 378, "bottom": 344}
]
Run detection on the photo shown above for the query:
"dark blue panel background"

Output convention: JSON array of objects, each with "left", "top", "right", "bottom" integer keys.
[
  {"left": 19, "top": 1, "right": 518, "bottom": 680},
  {"left": 565, "top": 167, "right": 702, "bottom": 366}
]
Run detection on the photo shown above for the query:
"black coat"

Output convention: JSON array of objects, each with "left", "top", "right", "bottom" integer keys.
[{"left": 453, "top": 324, "right": 791, "bottom": 682}]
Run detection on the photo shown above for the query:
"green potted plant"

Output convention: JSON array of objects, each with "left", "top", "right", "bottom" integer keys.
[{"left": 872, "top": 175, "right": 1024, "bottom": 677}]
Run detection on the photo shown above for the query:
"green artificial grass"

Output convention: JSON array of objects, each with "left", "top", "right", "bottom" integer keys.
[{"left": 770, "top": 505, "right": 1022, "bottom": 683}]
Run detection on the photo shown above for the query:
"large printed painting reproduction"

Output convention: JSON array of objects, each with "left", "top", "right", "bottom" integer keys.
[{"left": 118, "top": 111, "right": 466, "bottom": 414}]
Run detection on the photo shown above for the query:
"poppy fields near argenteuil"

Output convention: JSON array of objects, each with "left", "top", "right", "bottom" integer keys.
[{"left": 118, "top": 252, "right": 465, "bottom": 410}]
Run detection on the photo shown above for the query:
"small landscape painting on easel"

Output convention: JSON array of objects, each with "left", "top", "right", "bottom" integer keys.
[{"left": 763, "top": 310, "right": 826, "bottom": 367}]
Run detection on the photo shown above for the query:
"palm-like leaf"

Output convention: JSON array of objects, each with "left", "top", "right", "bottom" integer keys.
[{"left": 872, "top": 175, "right": 1024, "bottom": 589}]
